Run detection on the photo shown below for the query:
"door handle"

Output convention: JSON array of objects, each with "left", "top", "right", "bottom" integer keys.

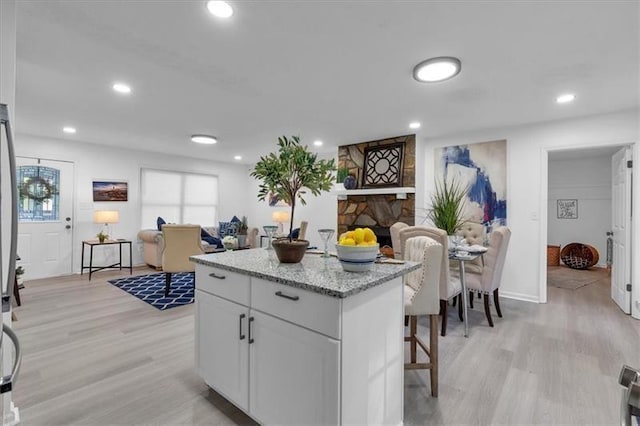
[
  {"left": 0, "top": 324, "right": 22, "bottom": 394},
  {"left": 65, "top": 225, "right": 71, "bottom": 229},
  {"left": 239, "top": 314, "right": 246, "bottom": 340},
  {"left": 248, "top": 316, "right": 254, "bottom": 344},
  {"left": 66, "top": 217, "right": 71, "bottom": 221}
]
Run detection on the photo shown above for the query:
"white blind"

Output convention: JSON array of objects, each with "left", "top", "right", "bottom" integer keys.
[{"left": 140, "top": 168, "right": 218, "bottom": 228}]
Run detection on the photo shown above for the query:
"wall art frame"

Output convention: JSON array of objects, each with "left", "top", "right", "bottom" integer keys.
[
  {"left": 92, "top": 180, "right": 128, "bottom": 202},
  {"left": 361, "top": 142, "right": 405, "bottom": 188},
  {"left": 557, "top": 199, "right": 578, "bottom": 219}
]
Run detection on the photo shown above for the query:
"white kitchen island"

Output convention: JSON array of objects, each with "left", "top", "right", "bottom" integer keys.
[{"left": 190, "top": 249, "right": 420, "bottom": 425}]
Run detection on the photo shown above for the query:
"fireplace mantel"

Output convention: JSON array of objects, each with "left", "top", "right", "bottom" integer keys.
[{"left": 333, "top": 187, "right": 415, "bottom": 201}]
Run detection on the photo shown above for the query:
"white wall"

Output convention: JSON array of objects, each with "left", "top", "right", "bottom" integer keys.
[
  {"left": 15, "top": 133, "right": 252, "bottom": 274},
  {"left": 421, "top": 108, "right": 639, "bottom": 306},
  {"left": 547, "top": 155, "right": 612, "bottom": 267}
]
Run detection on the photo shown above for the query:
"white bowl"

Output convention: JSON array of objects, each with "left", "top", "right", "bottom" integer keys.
[{"left": 335, "top": 243, "right": 379, "bottom": 272}]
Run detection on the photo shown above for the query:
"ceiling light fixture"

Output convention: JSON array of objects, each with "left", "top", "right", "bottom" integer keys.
[
  {"left": 112, "top": 82, "right": 132, "bottom": 94},
  {"left": 191, "top": 134, "right": 218, "bottom": 144},
  {"left": 556, "top": 93, "right": 576, "bottom": 104},
  {"left": 409, "top": 122, "right": 421, "bottom": 129},
  {"left": 63, "top": 126, "right": 76, "bottom": 134},
  {"left": 206, "top": 1, "right": 233, "bottom": 18},
  {"left": 234, "top": 155, "right": 242, "bottom": 160},
  {"left": 313, "top": 140, "right": 323, "bottom": 147},
  {"left": 413, "top": 56, "right": 461, "bottom": 83}
]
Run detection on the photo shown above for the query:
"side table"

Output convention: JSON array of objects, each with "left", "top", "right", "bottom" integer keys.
[{"left": 82, "top": 239, "right": 133, "bottom": 280}]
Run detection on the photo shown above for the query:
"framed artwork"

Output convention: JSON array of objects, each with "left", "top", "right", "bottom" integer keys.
[
  {"left": 435, "top": 139, "right": 507, "bottom": 226},
  {"left": 557, "top": 199, "right": 578, "bottom": 219},
  {"left": 362, "top": 143, "right": 405, "bottom": 188},
  {"left": 93, "top": 180, "right": 128, "bottom": 202}
]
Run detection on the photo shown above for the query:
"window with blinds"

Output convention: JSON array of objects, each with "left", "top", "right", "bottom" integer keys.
[{"left": 140, "top": 168, "right": 218, "bottom": 228}]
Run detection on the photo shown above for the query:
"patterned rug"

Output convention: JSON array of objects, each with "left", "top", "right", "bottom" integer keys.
[
  {"left": 547, "top": 266, "right": 599, "bottom": 290},
  {"left": 108, "top": 272, "right": 194, "bottom": 310}
]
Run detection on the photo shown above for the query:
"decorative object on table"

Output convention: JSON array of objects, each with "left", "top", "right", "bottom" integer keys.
[
  {"left": 557, "top": 199, "right": 578, "bottom": 219},
  {"left": 222, "top": 235, "right": 238, "bottom": 250},
  {"left": 109, "top": 272, "right": 194, "bottom": 310},
  {"left": 92, "top": 180, "right": 128, "bottom": 202},
  {"left": 336, "top": 227, "right": 379, "bottom": 272},
  {"left": 272, "top": 210, "right": 290, "bottom": 235},
  {"left": 317, "top": 228, "right": 335, "bottom": 258},
  {"left": 263, "top": 225, "right": 278, "bottom": 250},
  {"left": 362, "top": 142, "right": 405, "bottom": 188},
  {"left": 236, "top": 216, "right": 249, "bottom": 247},
  {"left": 251, "top": 135, "right": 335, "bottom": 263},
  {"left": 560, "top": 242, "right": 599, "bottom": 270},
  {"left": 93, "top": 210, "right": 119, "bottom": 240},
  {"left": 428, "top": 177, "right": 468, "bottom": 238},
  {"left": 435, "top": 139, "right": 507, "bottom": 226}
]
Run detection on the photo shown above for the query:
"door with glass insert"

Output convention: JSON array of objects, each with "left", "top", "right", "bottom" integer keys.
[{"left": 16, "top": 157, "right": 74, "bottom": 279}]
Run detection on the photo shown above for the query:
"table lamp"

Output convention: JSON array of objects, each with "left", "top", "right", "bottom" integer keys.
[
  {"left": 272, "top": 210, "right": 290, "bottom": 235},
  {"left": 93, "top": 210, "right": 119, "bottom": 240}
]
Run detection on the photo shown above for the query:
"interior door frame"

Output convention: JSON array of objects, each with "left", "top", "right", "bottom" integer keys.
[{"left": 538, "top": 141, "right": 639, "bottom": 319}]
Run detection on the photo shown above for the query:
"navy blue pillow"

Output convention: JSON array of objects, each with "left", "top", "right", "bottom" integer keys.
[
  {"left": 230, "top": 215, "right": 241, "bottom": 224},
  {"left": 156, "top": 217, "right": 166, "bottom": 231},
  {"left": 202, "top": 234, "right": 222, "bottom": 248},
  {"left": 288, "top": 228, "right": 300, "bottom": 239},
  {"left": 218, "top": 221, "right": 238, "bottom": 237}
]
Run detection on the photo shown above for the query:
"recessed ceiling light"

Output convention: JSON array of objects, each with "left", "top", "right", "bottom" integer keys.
[
  {"left": 191, "top": 134, "right": 218, "bottom": 144},
  {"left": 112, "top": 82, "right": 132, "bottom": 94},
  {"left": 313, "top": 140, "right": 323, "bottom": 147},
  {"left": 556, "top": 93, "right": 576, "bottom": 104},
  {"left": 206, "top": 1, "right": 233, "bottom": 18},
  {"left": 413, "top": 56, "right": 461, "bottom": 83},
  {"left": 62, "top": 126, "right": 76, "bottom": 134},
  {"left": 409, "top": 122, "right": 421, "bottom": 129},
  {"left": 234, "top": 155, "right": 242, "bottom": 160}
]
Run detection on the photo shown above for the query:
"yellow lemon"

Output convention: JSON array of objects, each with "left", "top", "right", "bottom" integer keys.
[
  {"left": 353, "top": 228, "right": 365, "bottom": 244},
  {"left": 339, "top": 232, "right": 348, "bottom": 241},
  {"left": 363, "top": 228, "right": 376, "bottom": 242},
  {"left": 341, "top": 238, "right": 356, "bottom": 246},
  {"left": 346, "top": 231, "right": 355, "bottom": 239}
]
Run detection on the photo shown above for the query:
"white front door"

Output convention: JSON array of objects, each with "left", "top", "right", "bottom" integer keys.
[
  {"left": 16, "top": 157, "right": 74, "bottom": 280},
  {"left": 611, "top": 147, "right": 632, "bottom": 314}
]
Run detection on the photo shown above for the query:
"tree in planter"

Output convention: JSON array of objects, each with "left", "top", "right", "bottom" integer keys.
[
  {"left": 236, "top": 216, "right": 249, "bottom": 247},
  {"left": 428, "top": 177, "right": 469, "bottom": 235},
  {"left": 251, "top": 136, "right": 335, "bottom": 244}
]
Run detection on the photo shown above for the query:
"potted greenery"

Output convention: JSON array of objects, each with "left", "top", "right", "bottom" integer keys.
[
  {"left": 428, "top": 177, "right": 469, "bottom": 240},
  {"left": 97, "top": 231, "right": 108, "bottom": 243},
  {"left": 251, "top": 136, "right": 335, "bottom": 263},
  {"left": 236, "top": 216, "right": 249, "bottom": 247}
]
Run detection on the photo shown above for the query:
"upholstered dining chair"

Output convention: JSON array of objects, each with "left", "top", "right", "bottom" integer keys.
[
  {"left": 455, "top": 221, "right": 485, "bottom": 275},
  {"left": 404, "top": 235, "right": 442, "bottom": 397},
  {"left": 390, "top": 222, "right": 409, "bottom": 259},
  {"left": 465, "top": 226, "right": 511, "bottom": 327},
  {"left": 161, "top": 224, "right": 204, "bottom": 297},
  {"left": 399, "top": 226, "right": 462, "bottom": 336}
]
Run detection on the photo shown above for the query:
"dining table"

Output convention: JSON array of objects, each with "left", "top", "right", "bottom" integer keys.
[{"left": 449, "top": 249, "right": 485, "bottom": 337}]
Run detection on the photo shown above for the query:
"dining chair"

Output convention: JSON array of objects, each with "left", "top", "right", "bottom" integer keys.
[
  {"left": 465, "top": 226, "right": 511, "bottom": 327},
  {"left": 399, "top": 226, "right": 462, "bottom": 336},
  {"left": 161, "top": 224, "right": 204, "bottom": 297},
  {"left": 404, "top": 235, "right": 442, "bottom": 397},
  {"left": 390, "top": 222, "right": 409, "bottom": 259},
  {"left": 455, "top": 221, "right": 485, "bottom": 274}
]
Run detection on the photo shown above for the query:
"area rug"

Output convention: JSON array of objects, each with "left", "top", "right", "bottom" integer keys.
[
  {"left": 547, "top": 266, "right": 599, "bottom": 290},
  {"left": 108, "top": 272, "right": 194, "bottom": 310}
]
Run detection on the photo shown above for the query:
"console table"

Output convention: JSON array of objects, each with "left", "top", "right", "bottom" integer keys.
[{"left": 81, "top": 239, "right": 133, "bottom": 280}]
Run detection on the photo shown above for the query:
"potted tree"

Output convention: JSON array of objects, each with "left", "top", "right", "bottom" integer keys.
[
  {"left": 428, "top": 177, "right": 469, "bottom": 245},
  {"left": 251, "top": 136, "right": 335, "bottom": 263}
]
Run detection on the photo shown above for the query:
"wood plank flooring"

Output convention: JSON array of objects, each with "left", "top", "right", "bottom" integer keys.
[{"left": 11, "top": 266, "right": 640, "bottom": 425}]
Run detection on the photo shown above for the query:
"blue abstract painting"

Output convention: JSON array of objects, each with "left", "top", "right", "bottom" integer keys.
[{"left": 435, "top": 140, "right": 507, "bottom": 226}]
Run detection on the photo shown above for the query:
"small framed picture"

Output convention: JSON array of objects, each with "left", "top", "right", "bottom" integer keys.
[
  {"left": 93, "top": 180, "right": 128, "bottom": 202},
  {"left": 557, "top": 199, "right": 578, "bottom": 219}
]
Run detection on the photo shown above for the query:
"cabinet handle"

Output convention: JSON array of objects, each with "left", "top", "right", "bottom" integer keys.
[
  {"left": 248, "top": 316, "right": 254, "bottom": 344},
  {"left": 275, "top": 291, "right": 299, "bottom": 301},
  {"left": 239, "top": 314, "right": 246, "bottom": 340},
  {"left": 209, "top": 272, "right": 226, "bottom": 280}
]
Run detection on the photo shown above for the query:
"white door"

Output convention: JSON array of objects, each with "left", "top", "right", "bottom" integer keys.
[
  {"left": 611, "top": 147, "right": 632, "bottom": 314},
  {"left": 16, "top": 157, "right": 74, "bottom": 280},
  {"left": 195, "top": 290, "right": 249, "bottom": 411},
  {"left": 249, "top": 310, "right": 340, "bottom": 425}
]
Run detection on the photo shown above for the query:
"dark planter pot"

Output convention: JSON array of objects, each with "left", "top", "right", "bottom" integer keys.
[
  {"left": 272, "top": 239, "right": 309, "bottom": 263},
  {"left": 343, "top": 174, "right": 357, "bottom": 189}
]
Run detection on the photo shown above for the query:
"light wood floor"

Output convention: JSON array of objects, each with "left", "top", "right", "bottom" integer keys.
[{"left": 12, "top": 266, "right": 640, "bottom": 425}]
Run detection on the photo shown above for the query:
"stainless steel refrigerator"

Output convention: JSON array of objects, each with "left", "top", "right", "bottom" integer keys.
[{"left": 0, "top": 103, "right": 23, "bottom": 424}]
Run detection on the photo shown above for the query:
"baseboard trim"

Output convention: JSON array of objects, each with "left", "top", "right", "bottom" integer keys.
[{"left": 500, "top": 290, "right": 539, "bottom": 304}]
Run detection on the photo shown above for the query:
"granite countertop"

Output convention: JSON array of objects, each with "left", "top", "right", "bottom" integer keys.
[{"left": 190, "top": 249, "right": 421, "bottom": 298}]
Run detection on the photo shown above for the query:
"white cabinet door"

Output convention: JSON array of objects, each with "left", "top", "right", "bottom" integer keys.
[
  {"left": 249, "top": 310, "right": 340, "bottom": 425},
  {"left": 195, "top": 289, "right": 249, "bottom": 411}
]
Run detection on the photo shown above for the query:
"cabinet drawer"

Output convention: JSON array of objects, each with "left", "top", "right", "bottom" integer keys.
[
  {"left": 251, "top": 278, "right": 341, "bottom": 339},
  {"left": 195, "top": 264, "right": 250, "bottom": 305}
]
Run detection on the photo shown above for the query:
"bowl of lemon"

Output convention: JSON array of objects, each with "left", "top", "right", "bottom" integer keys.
[{"left": 335, "top": 227, "right": 380, "bottom": 272}]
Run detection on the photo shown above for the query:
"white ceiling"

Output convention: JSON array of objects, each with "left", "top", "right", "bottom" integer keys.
[{"left": 15, "top": 1, "right": 639, "bottom": 164}]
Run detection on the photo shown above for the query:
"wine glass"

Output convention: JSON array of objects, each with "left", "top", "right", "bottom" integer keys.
[
  {"left": 263, "top": 225, "right": 278, "bottom": 250},
  {"left": 317, "top": 229, "right": 335, "bottom": 258}
]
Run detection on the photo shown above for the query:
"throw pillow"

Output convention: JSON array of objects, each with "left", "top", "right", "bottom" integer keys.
[
  {"left": 218, "top": 221, "right": 238, "bottom": 237},
  {"left": 156, "top": 217, "right": 166, "bottom": 231},
  {"left": 201, "top": 227, "right": 213, "bottom": 239},
  {"left": 230, "top": 215, "right": 241, "bottom": 224},
  {"left": 288, "top": 228, "right": 300, "bottom": 239},
  {"left": 202, "top": 234, "right": 223, "bottom": 248}
]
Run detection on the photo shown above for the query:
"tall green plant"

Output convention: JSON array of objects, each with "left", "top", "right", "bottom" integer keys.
[
  {"left": 251, "top": 136, "right": 336, "bottom": 241},
  {"left": 428, "top": 177, "right": 468, "bottom": 234}
]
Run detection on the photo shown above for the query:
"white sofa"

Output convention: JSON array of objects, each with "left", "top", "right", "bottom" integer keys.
[{"left": 137, "top": 226, "right": 258, "bottom": 270}]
